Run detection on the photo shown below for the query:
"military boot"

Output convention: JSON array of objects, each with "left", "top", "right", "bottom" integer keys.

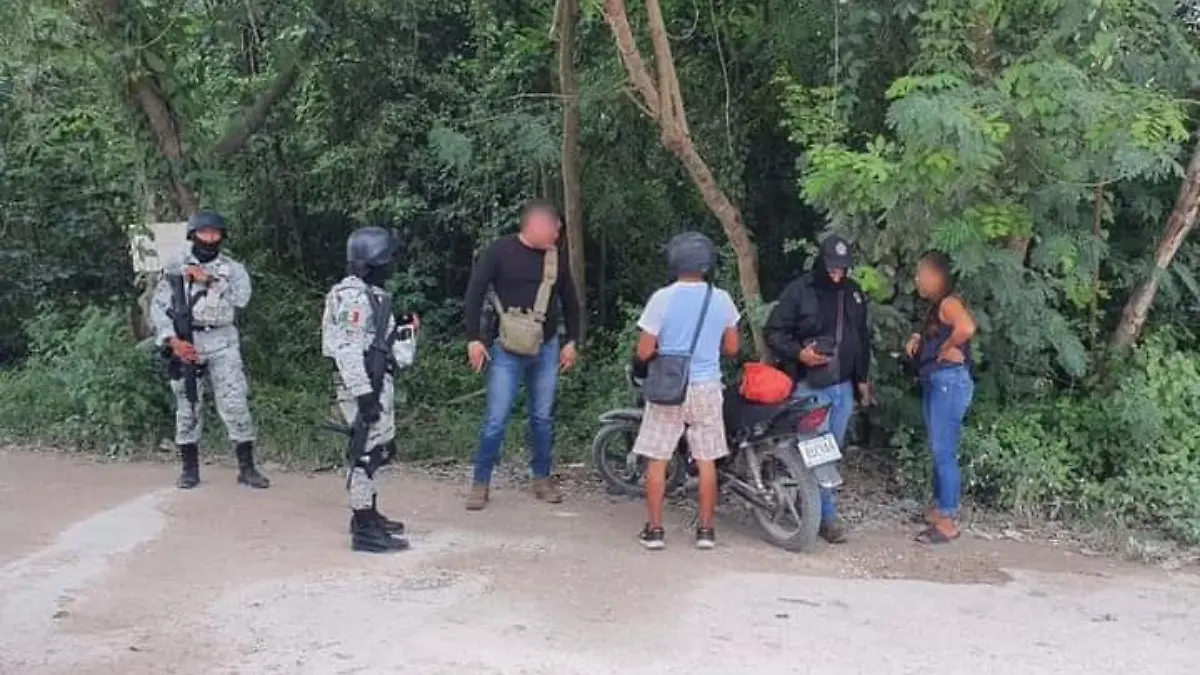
[
  {"left": 176, "top": 443, "right": 200, "bottom": 489},
  {"left": 371, "top": 495, "right": 405, "bottom": 534},
  {"left": 347, "top": 496, "right": 406, "bottom": 535},
  {"left": 350, "top": 510, "right": 410, "bottom": 553},
  {"left": 234, "top": 441, "right": 270, "bottom": 489}
]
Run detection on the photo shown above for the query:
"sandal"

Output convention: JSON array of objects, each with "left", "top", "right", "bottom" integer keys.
[{"left": 914, "top": 524, "right": 960, "bottom": 545}]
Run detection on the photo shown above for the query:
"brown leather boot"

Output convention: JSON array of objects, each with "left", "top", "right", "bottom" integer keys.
[
  {"left": 465, "top": 483, "right": 490, "bottom": 511},
  {"left": 532, "top": 477, "right": 563, "bottom": 504},
  {"left": 818, "top": 517, "right": 848, "bottom": 544}
]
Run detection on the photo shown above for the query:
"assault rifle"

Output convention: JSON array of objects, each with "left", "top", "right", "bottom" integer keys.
[{"left": 163, "top": 272, "right": 205, "bottom": 410}]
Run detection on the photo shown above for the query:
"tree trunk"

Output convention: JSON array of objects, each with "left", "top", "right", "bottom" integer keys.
[
  {"left": 1111, "top": 140, "right": 1200, "bottom": 351},
  {"left": 1088, "top": 185, "right": 1105, "bottom": 352},
  {"left": 94, "top": 0, "right": 327, "bottom": 216},
  {"left": 130, "top": 77, "right": 199, "bottom": 218},
  {"left": 554, "top": 0, "right": 588, "bottom": 341},
  {"left": 602, "top": 0, "right": 765, "bottom": 356}
]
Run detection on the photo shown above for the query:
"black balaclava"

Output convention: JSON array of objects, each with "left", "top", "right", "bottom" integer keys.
[
  {"left": 362, "top": 263, "right": 395, "bottom": 289},
  {"left": 191, "top": 237, "right": 222, "bottom": 263}
]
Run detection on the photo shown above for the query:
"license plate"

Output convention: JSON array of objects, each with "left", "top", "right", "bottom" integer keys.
[{"left": 796, "top": 434, "right": 842, "bottom": 468}]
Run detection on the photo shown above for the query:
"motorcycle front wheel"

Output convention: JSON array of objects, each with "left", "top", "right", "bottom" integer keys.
[
  {"left": 590, "top": 421, "right": 687, "bottom": 497},
  {"left": 749, "top": 444, "right": 823, "bottom": 552}
]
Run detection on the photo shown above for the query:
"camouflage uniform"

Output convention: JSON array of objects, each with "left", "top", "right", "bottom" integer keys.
[
  {"left": 322, "top": 276, "right": 416, "bottom": 511},
  {"left": 151, "top": 251, "right": 256, "bottom": 445}
]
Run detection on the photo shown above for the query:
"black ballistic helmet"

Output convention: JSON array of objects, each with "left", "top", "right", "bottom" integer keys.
[
  {"left": 186, "top": 210, "right": 228, "bottom": 239},
  {"left": 666, "top": 231, "right": 717, "bottom": 279},
  {"left": 346, "top": 226, "right": 398, "bottom": 268}
]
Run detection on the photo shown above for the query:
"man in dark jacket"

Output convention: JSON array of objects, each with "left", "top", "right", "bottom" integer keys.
[{"left": 764, "top": 235, "right": 873, "bottom": 543}]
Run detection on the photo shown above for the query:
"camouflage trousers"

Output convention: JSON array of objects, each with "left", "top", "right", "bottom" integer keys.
[
  {"left": 171, "top": 327, "right": 255, "bottom": 445},
  {"left": 335, "top": 375, "right": 395, "bottom": 510}
]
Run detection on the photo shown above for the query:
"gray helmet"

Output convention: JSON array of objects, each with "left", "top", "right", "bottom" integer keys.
[
  {"left": 666, "top": 231, "right": 717, "bottom": 279},
  {"left": 186, "top": 210, "right": 228, "bottom": 238},
  {"left": 346, "top": 226, "right": 397, "bottom": 268}
]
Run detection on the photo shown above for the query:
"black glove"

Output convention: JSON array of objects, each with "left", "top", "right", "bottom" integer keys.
[{"left": 356, "top": 393, "right": 382, "bottom": 424}]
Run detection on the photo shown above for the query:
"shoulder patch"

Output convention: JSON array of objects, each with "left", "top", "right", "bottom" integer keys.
[{"left": 331, "top": 283, "right": 370, "bottom": 329}]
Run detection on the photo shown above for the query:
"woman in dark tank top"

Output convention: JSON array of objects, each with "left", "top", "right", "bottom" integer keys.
[{"left": 904, "top": 251, "right": 976, "bottom": 544}]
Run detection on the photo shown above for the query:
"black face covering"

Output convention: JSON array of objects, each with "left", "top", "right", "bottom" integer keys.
[
  {"left": 812, "top": 257, "right": 846, "bottom": 288},
  {"left": 363, "top": 263, "right": 395, "bottom": 289},
  {"left": 192, "top": 240, "right": 221, "bottom": 263}
]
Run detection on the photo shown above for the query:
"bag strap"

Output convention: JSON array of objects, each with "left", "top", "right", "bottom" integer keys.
[
  {"left": 531, "top": 247, "right": 558, "bottom": 318},
  {"left": 686, "top": 284, "right": 715, "bottom": 356},
  {"left": 834, "top": 289, "right": 845, "bottom": 348},
  {"left": 365, "top": 288, "right": 393, "bottom": 349}
]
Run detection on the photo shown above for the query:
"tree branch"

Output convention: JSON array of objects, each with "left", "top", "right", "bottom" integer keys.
[
  {"left": 1111, "top": 138, "right": 1200, "bottom": 351},
  {"left": 600, "top": 0, "right": 765, "bottom": 356},
  {"left": 210, "top": 58, "right": 305, "bottom": 158},
  {"left": 645, "top": 0, "right": 689, "bottom": 137},
  {"left": 549, "top": 0, "right": 562, "bottom": 41},
  {"left": 601, "top": 0, "right": 661, "bottom": 118},
  {"left": 209, "top": 10, "right": 329, "bottom": 159}
]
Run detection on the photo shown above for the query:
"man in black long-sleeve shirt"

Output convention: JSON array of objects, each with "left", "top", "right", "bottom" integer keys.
[
  {"left": 763, "top": 235, "right": 873, "bottom": 544},
  {"left": 462, "top": 200, "right": 581, "bottom": 510}
]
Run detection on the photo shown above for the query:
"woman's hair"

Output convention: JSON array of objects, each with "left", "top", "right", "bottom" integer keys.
[
  {"left": 919, "top": 250, "right": 958, "bottom": 336},
  {"left": 919, "top": 250, "right": 955, "bottom": 293}
]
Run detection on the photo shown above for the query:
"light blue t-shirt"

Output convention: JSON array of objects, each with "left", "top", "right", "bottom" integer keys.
[{"left": 637, "top": 282, "right": 740, "bottom": 383}]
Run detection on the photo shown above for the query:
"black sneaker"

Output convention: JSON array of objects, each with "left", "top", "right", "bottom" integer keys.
[
  {"left": 695, "top": 527, "right": 716, "bottom": 550},
  {"left": 638, "top": 524, "right": 666, "bottom": 550}
]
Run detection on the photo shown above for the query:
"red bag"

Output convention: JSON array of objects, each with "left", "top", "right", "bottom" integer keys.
[{"left": 739, "top": 362, "right": 794, "bottom": 405}]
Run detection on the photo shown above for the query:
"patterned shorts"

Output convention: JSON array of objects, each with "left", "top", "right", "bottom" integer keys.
[{"left": 632, "top": 381, "right": 729, "bottom": 462}]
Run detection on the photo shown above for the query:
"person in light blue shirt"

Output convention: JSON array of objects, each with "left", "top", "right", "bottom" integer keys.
[{"left": 631, "top": 232, "right": 740, "bottom": 550}]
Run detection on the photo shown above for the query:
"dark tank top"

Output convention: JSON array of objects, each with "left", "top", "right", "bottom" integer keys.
[{"left": 918, "top": 298, "right": 972, "bottom": 380}]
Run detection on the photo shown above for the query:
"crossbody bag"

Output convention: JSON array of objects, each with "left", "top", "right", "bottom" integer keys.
[{"left": 642, "top": 284, "right": 714, "bottom": 406}]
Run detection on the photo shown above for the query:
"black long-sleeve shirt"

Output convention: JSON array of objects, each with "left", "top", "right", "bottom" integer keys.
[
  {"left": 763, "top": 272, "right": 870, "bottom": 385},
  {"left": 463, "top": 234, "right": 581, "bottom": 344}
]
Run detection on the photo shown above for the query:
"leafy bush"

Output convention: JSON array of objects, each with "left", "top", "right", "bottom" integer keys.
[
  {"left": 945, "top": 335, "right": 1200, "bottom": 543},
  {"left": 1100, "top": 335, "right": 1200, "bottom": 543},
  {"left": 960, "top": 400, "right": 1090, "bottom": 522},
  {"left": 0, "top": 287, "right": 637, "bottom": 471},
  {"left": 0, "top": 307, "right": 171, "bottom": 453}
]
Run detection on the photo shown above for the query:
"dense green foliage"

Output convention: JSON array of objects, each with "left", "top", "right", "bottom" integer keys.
[{"left": 1, "top": 0, "right": 1198, "bottom": 542}]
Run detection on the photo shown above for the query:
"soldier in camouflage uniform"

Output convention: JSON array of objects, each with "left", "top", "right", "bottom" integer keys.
[
  {"left": 150, "top": 210, "right": 270, "bottom": 490},
  {"left": 322, "top": 226, "right": 419, "bottom": 553}
]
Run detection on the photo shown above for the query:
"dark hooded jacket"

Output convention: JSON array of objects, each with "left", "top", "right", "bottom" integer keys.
[{"left": 763, "top": 258, "right": 871, "bottom": 386}]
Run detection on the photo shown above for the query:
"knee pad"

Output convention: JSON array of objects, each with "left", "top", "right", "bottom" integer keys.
[{"left": 354, "top": 443, "right": 389, "bottom": 478}]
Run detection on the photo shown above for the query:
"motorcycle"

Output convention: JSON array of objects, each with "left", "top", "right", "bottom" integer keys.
[{"left": 591, "top": 367, "right": 843, "bottom": 552}]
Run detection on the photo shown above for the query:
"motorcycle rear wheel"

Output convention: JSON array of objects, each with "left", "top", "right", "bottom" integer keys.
[
  {"left": 749, "top": 444, "right": 822, "bottom": 552},
  {"left": 590, "top": 421, "right": 687, "bottom": 498}
]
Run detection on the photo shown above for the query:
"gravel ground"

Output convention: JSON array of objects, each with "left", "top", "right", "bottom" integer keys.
[{"left": 2, "top": 447, "right": 1199, "bottom": 675}]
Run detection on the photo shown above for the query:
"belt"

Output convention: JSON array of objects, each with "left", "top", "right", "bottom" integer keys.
[{"left": 191, "top": 324, "right": 228, "bottom": 332}]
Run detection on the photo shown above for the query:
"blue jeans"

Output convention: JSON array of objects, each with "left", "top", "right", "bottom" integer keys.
[
  {"left": 922, "top": 366, "right": 974, "bottom": 517},
  {"left": 791, "top": 379, "right": 855, "bottom": 524},
  {"left": 472, "top": 338, "right": 560, "bottom": 485}
]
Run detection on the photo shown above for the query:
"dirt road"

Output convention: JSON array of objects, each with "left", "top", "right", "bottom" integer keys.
[{"left": 2, "top": 448, "right": 1198, "bottom": 675}]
